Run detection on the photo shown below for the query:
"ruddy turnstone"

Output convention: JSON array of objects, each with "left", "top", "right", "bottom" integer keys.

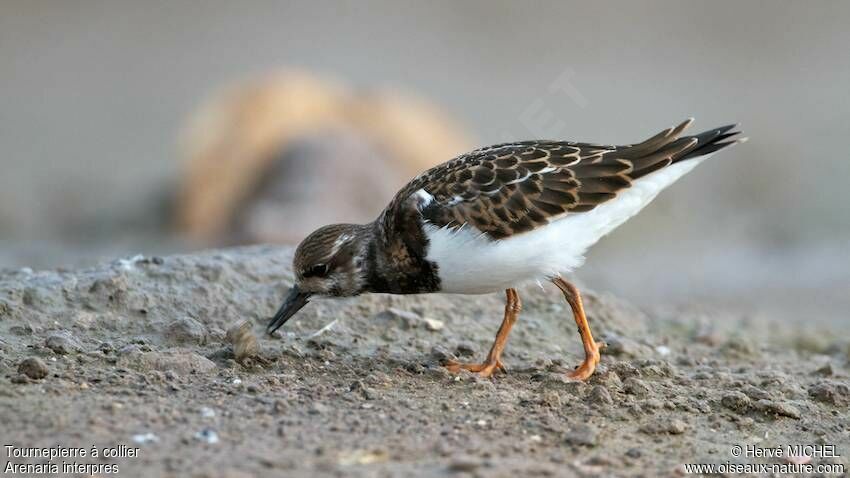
[{"left": 267, "top": 118, "right": 745, "bottom": 380}]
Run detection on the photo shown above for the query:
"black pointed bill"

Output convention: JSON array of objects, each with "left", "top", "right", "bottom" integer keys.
[{"left": 267, "top": 286, "right": 311, "bottom": 334}]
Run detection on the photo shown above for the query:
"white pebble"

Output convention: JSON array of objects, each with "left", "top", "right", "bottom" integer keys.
[
  {"left": 117, "top": 254, "right": 145, "bottom": 271},
  {"left": 132, "top": 432, "right": 159, "bottom": 444},
  {"left": 194, "top": 429, "right": 219, "bottom": 444}
]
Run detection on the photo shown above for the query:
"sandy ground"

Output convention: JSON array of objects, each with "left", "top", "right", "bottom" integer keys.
[{"left": 1, "top": 246, "right": 848, "bottom": 477}]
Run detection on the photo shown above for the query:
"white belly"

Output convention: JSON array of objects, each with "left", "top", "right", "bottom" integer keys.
[{"left": 423, "top": 156, "right": 710, "bottom": 294}]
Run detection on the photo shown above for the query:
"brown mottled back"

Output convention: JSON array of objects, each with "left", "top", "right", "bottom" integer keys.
[{"left": 390, "top": 119, "right": 740, "bottom": 239}]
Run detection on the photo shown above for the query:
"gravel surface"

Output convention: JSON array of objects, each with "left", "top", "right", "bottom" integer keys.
[{"left": 1, "top": 246, "right": 848, "bottom": 477}]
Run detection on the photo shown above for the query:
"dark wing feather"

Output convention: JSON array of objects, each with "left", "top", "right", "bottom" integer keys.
[{"left": 390, "top": 119, "right": 743, "bottom": 240}]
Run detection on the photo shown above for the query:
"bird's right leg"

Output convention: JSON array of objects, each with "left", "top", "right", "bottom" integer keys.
[{"left": 443, "top": 288, "right": 521, "bottom": 378}]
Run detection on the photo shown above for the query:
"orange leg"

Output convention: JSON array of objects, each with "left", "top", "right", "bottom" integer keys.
[
  {"left": 552, "top": 277, "right": 604, "bottom": 381},
  {"left": 444, "top": 288, "right": 521, "bottom": 378}
]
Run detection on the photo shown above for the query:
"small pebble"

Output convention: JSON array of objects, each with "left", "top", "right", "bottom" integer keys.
[
  {"left": 589, "top": 369, "right": 622, "bottom": 388},
  {"left": 429, "top": 346, "right": 451, "bottom": 363},
  {"left": 18, "top": 357, "right": 48, "bottom": 380},
  {"left": 667, "top": 419, "right": 687, "bottom": 435},
  {"left": 132, "top": 432, "right": 159, "bottom": 444},
  {"left": 623, "top": 377, "right": 651, "bottom": 397},
  {"left": 117, "top": 350, "right": 216, "bottom": 374},
  {"left": 337, "top": 449, "right": 388, "bottom": 466},
  {"left": 737, "top": 417, "right": 755, "bottom": 429},
  {"left": 448, "top": 459, "right": 480, "bottom": 472},
  {"left": 641, "top": 418, "right": 687, "bottom": 435},
  {"left": 563, "top": 423, "right": 598, "bottom": 447},
  {"left": 374, "top": 308, "right": 422, "bottom": 329},
  {"left": 45, "top": 332, "right": 80, "bottom": 355},
  {"left": 784, "top": 454, "right": 812, "bottom": 465},
  {"left": 541, "top": 390, "right": 562, "bottom": 408},
  {"left": 808, "top": 381, "right": 850, "bottom": 406},
  {"left": 194, "top": 428, "right": 219, "bottom": 444},
  {"left": 349, "top": 380, "right": 376, "bottom": 400},
  {"left": 740, "top": 384, "right": 772, "bottom": 401},
  {"left": 814, "top": 362, "right": 834, "bottom": 376},
  {"left": 166, "top": 317, "right": 208, "bottom": 345},
  {"left": 455, "top": 343, "right": 475, "bottom": 357},
  {"left": 423, "top": 318, "right": 444, "bottom": 332},
  {"left": 9, "top": 324, "right": 35, "bottom": 336},
  {"left": 755, "top": 399, "right": 801, "bottom": 419},
  {"left": 610, "top": 362, "right": 641, "bottom": 379},
  {"left": 588, "top": 386, "right": 614, "bottom": 405},
  {"left": 0, "top": 299, "right": 11, "bottom": 317},
  {"left": 603, "top": 335, "right": 644, "bottom": 357},
  {"left": 272, "top": 399, "right": 287, "bottom": 414},
  {"left": 721, "top": 391, "right": 751, "bottom": 412}
]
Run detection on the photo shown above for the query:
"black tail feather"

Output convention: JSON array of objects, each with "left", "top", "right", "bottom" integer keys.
[{"left": 679, "top": 124, "right": 744, "bottom": 161}]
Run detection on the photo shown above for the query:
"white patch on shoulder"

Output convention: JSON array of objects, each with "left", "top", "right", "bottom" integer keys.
[
  {"left": 414, "top": 189, "right": 434, "bottom": 209},
  {"left": 424, "top": 155, "right": 712, "bottom": 294}
]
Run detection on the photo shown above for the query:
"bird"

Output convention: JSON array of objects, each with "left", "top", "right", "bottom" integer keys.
[{"left": 266, "top": 118, "right": 745, "bottom": 380}]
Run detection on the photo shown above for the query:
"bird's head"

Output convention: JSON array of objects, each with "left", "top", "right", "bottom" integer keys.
[{"left": 267, "top": 223, "right": 370, "bottom": 334}]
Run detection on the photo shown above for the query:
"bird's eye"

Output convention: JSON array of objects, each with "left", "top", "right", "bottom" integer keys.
[{"left": 304, "top": 263, "right": 329, "bottom": 278}]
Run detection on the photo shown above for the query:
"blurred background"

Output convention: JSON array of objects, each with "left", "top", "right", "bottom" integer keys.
[{"left": 1, "top": 1, "right": 848, "bottom": 329}]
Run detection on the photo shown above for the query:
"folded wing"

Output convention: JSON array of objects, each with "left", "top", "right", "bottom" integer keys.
[{"left": 408, "top": 119, "right": 742, "bottom": 239}]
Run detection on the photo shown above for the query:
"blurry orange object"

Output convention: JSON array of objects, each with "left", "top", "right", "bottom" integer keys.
[{"left": 176, "top": 70, "right": 473, "bottom": 244}]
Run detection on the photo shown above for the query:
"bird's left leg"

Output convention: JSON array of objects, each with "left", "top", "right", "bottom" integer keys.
[
  {"left": 444, "top": 288, "right": 521, "bottom": 378},
  {"left": 552, "top": 277, "right": 604, "bottom": 381}
]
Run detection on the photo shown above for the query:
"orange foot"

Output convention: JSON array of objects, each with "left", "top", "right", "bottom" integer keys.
[
  {"left": 568, "top": 341, "right": 606, "bottom": 381},
  {"left": 443, "top": 358, "right": 506, "bottom": 378}
]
